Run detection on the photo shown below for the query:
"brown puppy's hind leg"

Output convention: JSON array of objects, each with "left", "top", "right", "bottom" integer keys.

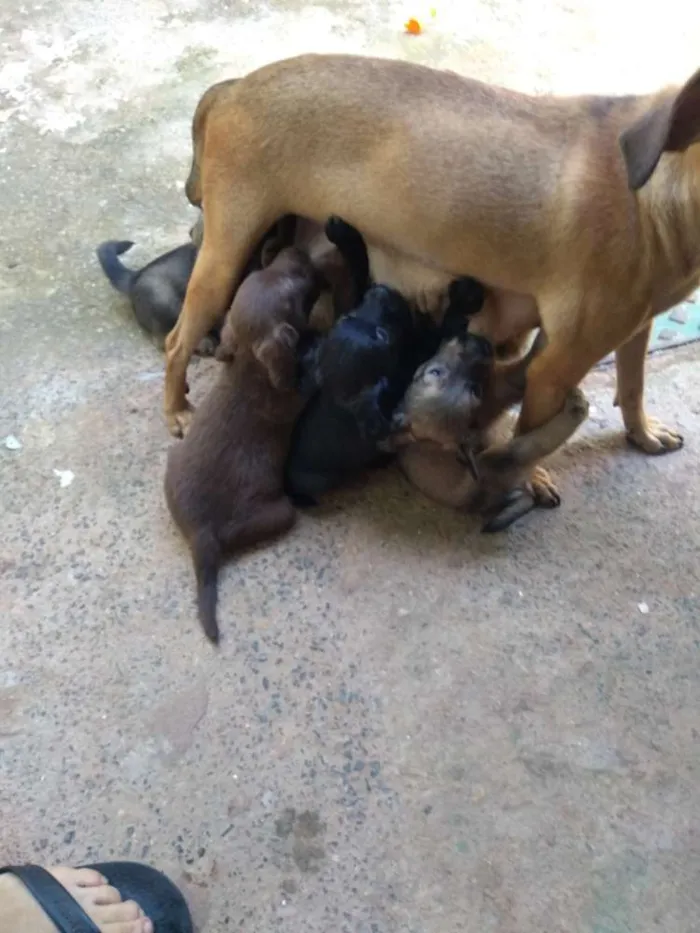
[
  {"left": 222, "top": 498, "right": 297, "bottom": 552},
  {"left": 615, "top": 323, "right": 684, "bottom": 454},
  {"left": 164, "top": 192, "right": 279, "bottom": 437}
]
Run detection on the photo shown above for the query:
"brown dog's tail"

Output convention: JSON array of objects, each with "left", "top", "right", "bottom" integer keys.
[
  {"left": 185, "top": 77, "right": 239, "bottom": 207},
  {"left": 192, "top": 528, "right": 222, "bottom": 644}
]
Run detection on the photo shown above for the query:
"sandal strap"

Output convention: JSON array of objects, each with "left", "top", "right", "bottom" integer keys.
[{"left": 0, "top": 865, "right": 101, "bottom": 933}]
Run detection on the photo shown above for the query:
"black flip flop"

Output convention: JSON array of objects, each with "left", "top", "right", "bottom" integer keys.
[{"left": 0, "top": 861, "right": 193, "bottom": 933}]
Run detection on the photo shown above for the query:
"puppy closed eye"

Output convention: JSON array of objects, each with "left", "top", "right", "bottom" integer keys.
[{"left": 425, "top": 365, "right": 444, "bottom": 379}]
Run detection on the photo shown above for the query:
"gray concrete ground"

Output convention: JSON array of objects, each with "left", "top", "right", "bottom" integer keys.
[{"left": 2, "top": 1, "right": 700, "bottom": 931}]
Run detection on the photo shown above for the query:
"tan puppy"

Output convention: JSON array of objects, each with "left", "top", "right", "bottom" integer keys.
[
  {"left": 164, "top": 246, "right": 320, "bottom": 643},
  {"left": 393, "top": 337, "right": 589, "bottom": 530},
  {"left": 165, "top": 55, "right": 700, "bottom": 513}
]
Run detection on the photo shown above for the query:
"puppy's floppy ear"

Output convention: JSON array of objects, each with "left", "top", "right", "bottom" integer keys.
[
  {"left": 254, "top": 322, "right": 299, "bottom": 390},
  {"left": 620, "top": 67, "right": 700, "bottom": 191},
  {"left": 214, "top": 319, "right": 238, "bottom": 363}
]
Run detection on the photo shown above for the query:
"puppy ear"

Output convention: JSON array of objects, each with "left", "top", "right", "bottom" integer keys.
[
  {"left": 620, "top": 67, "right": 700, "bottom": 190},
  {"left": 254, "top": 322, "right": 299, "bottom": 389},
  {"left": 214, "top": 319, "right": 238, "bottom": 362}
]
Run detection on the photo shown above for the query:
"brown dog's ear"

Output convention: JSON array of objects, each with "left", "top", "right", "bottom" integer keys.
[
  {"left": 620, "top": 67, "right": 700, "bottom": 191},
  {"left": 254, "top": 322, "right": 299, "bottom": 389}
]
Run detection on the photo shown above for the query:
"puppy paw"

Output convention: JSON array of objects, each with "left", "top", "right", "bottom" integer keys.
[
  {"left": 473, "top": 464, "right": 560, "bottom": 530},
  {"left": 529, "top": 466, "right": 560, "bottom": 509},
  {"left": 479, "top": 469, "right": 559, "bottom": 533},
  {"left": 626, "top": 416, "right": 684, "bottom": 454},
  {"left": 481, "top": 487, "right": 536, "bottom": 533},
  {"left": 166, "top": 402, "right": 194, "bottom": 438},
  {"left": 195, "top": 335, "right": 219, "bottom": 357}
]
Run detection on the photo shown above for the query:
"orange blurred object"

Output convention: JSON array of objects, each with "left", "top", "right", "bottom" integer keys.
[{"left": 404, "top": 17, "right": 422, "bottom": 34}]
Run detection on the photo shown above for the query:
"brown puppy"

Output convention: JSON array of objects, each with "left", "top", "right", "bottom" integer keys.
[
  {"left": 164, "top": 246, "right": 320, "bottom": 643},
  {"left": 393, "top": 336, "right": 589, "bottom": 530},
  {"left": 259, "top": 215, "right": 362, "bottom": 330},
  {"left": 165, "top": 55, "right": 699, "bottom": 512}
]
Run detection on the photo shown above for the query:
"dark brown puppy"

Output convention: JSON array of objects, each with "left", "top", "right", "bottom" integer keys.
[{"left": 164, "top": 246, "right": 321, "bottom": 643}]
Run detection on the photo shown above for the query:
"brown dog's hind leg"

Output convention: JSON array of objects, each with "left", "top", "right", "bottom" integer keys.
[
  {"left": 615, "top": 323, "right": 684, "bottom": 454},
  {"left": 164, "top": 194, "right": 279, "bottom": 437}
]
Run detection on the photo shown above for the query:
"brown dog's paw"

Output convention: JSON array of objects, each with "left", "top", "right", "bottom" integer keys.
[
  {"left": 626, "top": 416, "right": 684, "bottom": 455},
  {"left": 166, "top": 402, "right": 194, "bottom": 438},
  {"left": 529, "top": 466, "right": 560, "bottom": 509}
]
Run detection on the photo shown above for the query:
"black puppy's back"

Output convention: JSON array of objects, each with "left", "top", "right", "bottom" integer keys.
[{"left": 97, "top": 240, "right": 199, "bottom": 343}]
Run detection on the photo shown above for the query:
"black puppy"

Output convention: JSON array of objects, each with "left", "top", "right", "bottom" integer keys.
[
  {"left": 440, "top": 277, "right": 486, "bottom": 340},
  {"left": 286, "top": 216, "right": 484, "bottom": 504},
  {"left": 286, "top": 281, "right": 416, "bottom": 504},
  {"left": 96, "top": 216, "right": 293, "bottom": 354},
  {"left": 96, "top": 239, "right": 222, "bottom": 354}
]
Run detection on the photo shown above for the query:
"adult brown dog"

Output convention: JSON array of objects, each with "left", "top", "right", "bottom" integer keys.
[
  {"left": 164, "top": 246, "right": 321, "bottom": 643},
  {"left": 165, "top": 54, "right": 699, "bottom": 500}
]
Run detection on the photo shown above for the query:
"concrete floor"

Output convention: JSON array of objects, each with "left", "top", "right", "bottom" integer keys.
[{"left": 2, "top": 1, "right": 700, "bottom": 931}]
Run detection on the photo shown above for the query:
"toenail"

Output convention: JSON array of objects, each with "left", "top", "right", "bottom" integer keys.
[{"left": 143, "top": 919, "right": 154, "bottom": 933}]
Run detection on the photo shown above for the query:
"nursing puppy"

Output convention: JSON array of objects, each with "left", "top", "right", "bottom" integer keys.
[
  {"left": 164, "top": 246, "right": 321, "bottom": 643},
  {"left": 285, "top": 281, "right": 416, "bottom": 504},
  {"left": 285, "top": 217, "right": 488, "bottom": 503},
  {"left": 393, "top": 335, "right": 589, "bottom": 531}
]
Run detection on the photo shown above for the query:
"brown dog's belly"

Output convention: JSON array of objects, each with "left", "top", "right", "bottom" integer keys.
[
  {"left": 470, "top": 288, "right": 540, "bottom": 345},
  {"left": 369, "top": 242, "right": 540, "bottom": 344}
]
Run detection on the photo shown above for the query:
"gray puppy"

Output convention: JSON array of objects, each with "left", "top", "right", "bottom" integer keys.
[{"left": 391, "top": 335, "right": 589, "bottom": 531}]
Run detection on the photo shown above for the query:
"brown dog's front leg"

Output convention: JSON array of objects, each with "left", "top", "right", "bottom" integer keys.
[
  {"left": 615, "top": 323, "right": 684, "bottom": 454},
  {"left": 164, "top": 244, "right": 240, "bottom": 437},
  {"left": 164, "top": 194, "right": 277, "bottom": 436},
  {"left": 474, "top": 330, "right": 548, "bottom": 431},
  {"left": 474, "top": 339, "right": 593, "bottom": 527},
  {"left": 476, "top": 387, "right": 590, "bottom": 531}
]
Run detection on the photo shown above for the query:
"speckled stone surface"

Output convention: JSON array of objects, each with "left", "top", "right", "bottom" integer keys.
[{"left": 2, "top": 2, "right": 700, "bottom": 932}]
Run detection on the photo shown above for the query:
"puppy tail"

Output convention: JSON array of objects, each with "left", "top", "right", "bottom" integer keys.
[
  {"left": 193, "top": 529, "right": 222, "bottom": 644},
  {"left": 96, "top": 240, "right": 137, "bottom": 295}
]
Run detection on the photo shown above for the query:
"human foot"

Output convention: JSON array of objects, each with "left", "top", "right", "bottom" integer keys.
[{"left": 0, "top": 866, "right": 153, "bottom": 933}]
